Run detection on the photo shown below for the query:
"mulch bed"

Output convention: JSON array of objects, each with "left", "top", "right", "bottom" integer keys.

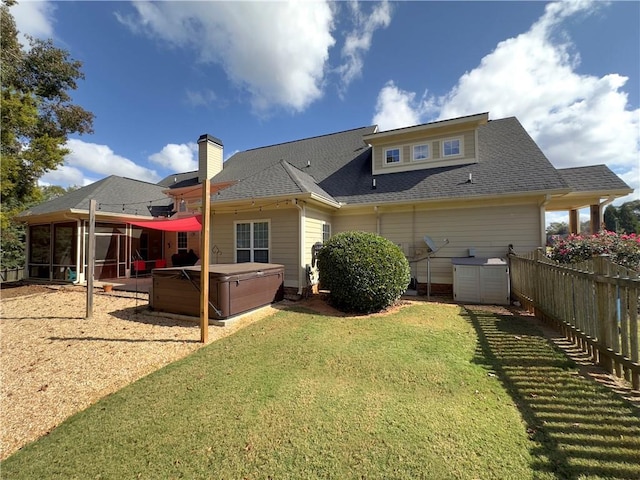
[{"left": 0, "top": 281, "right": 58, "bottom": 299}]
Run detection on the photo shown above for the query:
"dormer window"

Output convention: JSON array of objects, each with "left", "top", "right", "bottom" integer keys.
[
  {"left": 365, "top": 113, "right": 485, "bottom": 175},
  {"left": 443, "top": 138, "right": 461, "bottom": 157},
  {"left": 385, "top": 148, "right": 401, "bottom": 164},
  {"left": 413, "top": 144, "right": 430, "bottom": 161}
]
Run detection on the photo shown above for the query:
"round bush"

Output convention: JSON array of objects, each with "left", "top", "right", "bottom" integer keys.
[{"left": 317, "top": 231, "right": 411, "bottom": 313}]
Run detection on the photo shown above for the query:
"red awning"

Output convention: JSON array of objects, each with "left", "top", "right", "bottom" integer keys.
[{"left": 129, "top": 215, "right": 202, "bottom": 232}]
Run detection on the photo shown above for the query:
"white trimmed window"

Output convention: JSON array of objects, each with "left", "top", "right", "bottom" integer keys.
[
  {"left": 322, "top": 223, "right": 331, "bottom": 243},
  {"left": 177, "top": 231, "right": 188, "bottom": 254},
  {"left": 413, "top": 144, "right": 430, "bottom": 161},
  {"left": 235, "top": 220, "right": 269, "bottom": 263},
  {"left": 385, "top": 148, "right": 401, "bottom": 164},
  {"left": 442, "top": 138, "right": 461, "bottom": 157}
]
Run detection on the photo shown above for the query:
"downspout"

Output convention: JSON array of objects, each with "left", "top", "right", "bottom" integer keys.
[
  {"left": 599, "top": 196, "right": 616, "bottom": 228},
  {"left": 74, "top": 219, "right": 81, "bottom": 284},
  {"left": 538, "top": 194, "right": 551, "bottom": 246},
  {"left": 374, "top": 206, "right": 380, "bottom": 234},
  {"left": 295, "top": 199, "right": 306, "bottom": 296},
  {"left": 24, "top": 224, "right": 30, "bottom": 281}
]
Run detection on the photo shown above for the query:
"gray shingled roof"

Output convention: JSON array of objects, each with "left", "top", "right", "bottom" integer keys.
[
  {"left": 20, "top": 176, "right": 172, "bottom": 217},
  {"left": 25, "top": 117, "right": 627, "bottom": 221},
  {"left": 211, "top": 126, "right": 376, "bottom": 188},
  {"left": 214, "top": 160, "right": 337, "bottom": 203},
  {"left": 328, "top": 117, "right": 571, "bottom": 204},
  {"left": 211, "top": 117, "right": 573, "bottom": 205},
  {"left": 557, "top": 165, "right": 632, "bottom": 193},
  {"left": 157, "top": 171, "right": 199, "bottom": 189}
]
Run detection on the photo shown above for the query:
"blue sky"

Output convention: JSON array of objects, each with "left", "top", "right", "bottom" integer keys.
[{"left": 11, "top": 1, "right": 640, "bottom": 223}]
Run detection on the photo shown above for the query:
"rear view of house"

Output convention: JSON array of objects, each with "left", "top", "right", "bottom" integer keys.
[{"left": 19, "top": 112, "right": 632, "bottom": 297}]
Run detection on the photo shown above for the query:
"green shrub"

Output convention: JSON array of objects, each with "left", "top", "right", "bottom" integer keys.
[
  {"left": 548, "top": 230, "right": 640, "bottom": 271},
  {"left": 317, "top": 231, "right": 411, "bottom": 313}
]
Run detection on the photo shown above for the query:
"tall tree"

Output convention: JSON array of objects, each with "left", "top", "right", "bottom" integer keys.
[
  {"left": 1, "top": 0, "right": 93, "bottom": 215},
  {"left": 546, "top": 221, "right": 569, "bottom": 236},
  {"left": 604, "top": 204, "right": 619, "bottom": 232},
  {"left": 618, "top": 203, "right": 640, "bottom": 234},
  {"left": 1, "top": 0, "right": 94, "bottom": 267}
]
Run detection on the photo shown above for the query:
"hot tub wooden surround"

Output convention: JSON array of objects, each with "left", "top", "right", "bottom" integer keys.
[{"left": 150, "top": 263, "right": 284, "bottom": 320}]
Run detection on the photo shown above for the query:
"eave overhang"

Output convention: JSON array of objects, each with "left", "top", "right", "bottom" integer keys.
[
  {"left": 16, "top": 208, "right": 162, "bottom": 225},
  {"left": 335, "top": 187, "right": 572, "bottom": 214}
]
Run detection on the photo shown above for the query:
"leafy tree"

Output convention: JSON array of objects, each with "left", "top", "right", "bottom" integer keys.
[
  {"left": 40, "top": 184, "right": 79, "bottom": 201},
  {"left": 602, "top": 201, "right": 640, "bottom": 234},
  {"left": 1, "top": 185, "right": 80, "bottom": 269},
  {"left": 546, "top": 221, "right": 569, "bottom": 236},
  {"left": 1, "top": 0, "right": 93, "bottom": 268},
  {"left": 618, "top": 203, "right": 639, "bottom": 234},
  {"left": 604, "top": 204, "right": 619, "bottom": 232}
]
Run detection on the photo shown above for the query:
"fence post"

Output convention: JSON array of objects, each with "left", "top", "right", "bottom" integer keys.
[
  {"left": 594, "top": 255, "right": 614, "bottom": 373},
  {"left": 534, "top": 248, "right": 545, "bottom": 321}
]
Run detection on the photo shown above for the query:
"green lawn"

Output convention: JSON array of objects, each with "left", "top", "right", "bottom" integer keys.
[{"left": 2, "top": 302, "right": 639, "bottom": 479}]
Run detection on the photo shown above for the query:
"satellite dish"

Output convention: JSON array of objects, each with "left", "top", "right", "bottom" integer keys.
[{"left": 423, "top": 235, "right": 437, "bottom": 252}]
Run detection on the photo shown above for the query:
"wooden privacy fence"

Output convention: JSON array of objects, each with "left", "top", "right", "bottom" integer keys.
[
  {"left": 0, "top": 267, "right": 25, "bottom": 284},
  {"left": 509, "top": 249, "right": 639, "bottom": 390}
]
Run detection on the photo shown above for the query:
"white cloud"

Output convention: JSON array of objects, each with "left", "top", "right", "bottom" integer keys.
[
  {"left": 372, "top": 81, "right": 436, "bottom": 131},
  {"left": 56, "top": 139, "right": 160, "bottom": 184},
  {"left": 372, "top": 0, "right": 638, "bottom": 196},
  {"left": 10, "top": 0, "right": 56, "bottom": 44},
  {"left": 116, "top": 1, "right": 335, "bottom": 113},
  {"left": 39, "top": 165, "right": 94, "bottom": 189},
  {"left": 337, "top": 0, "right": 392, "bottom": 94},
  {"left": 224, "top": 150, "right": 239, "bottom": 162},
  {"left": 185, "top": 88, "right": 217, "bottom": 107},
  {"left": 149, "top": 143, "right": 198, "bottom": 172}
]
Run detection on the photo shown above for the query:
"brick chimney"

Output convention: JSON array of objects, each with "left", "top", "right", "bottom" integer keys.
[{"left": 197, "top": 134, "right": 223, "bottom": 182}]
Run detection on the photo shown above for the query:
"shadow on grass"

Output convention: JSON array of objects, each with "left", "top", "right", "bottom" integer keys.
[{"left": 462, "top": 306, "right": 640, "bottom": 480}]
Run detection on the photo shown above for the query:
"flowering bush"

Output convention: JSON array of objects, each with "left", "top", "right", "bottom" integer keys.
[{"left": 548, "top": 231, "right": 640, "bottom": 271}]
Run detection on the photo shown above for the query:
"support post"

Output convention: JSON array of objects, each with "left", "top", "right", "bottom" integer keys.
[
  {"left": 569, "top": 209, "right": 580, "bottom": 234},
  {"left": 200, "top": 179, "right": 211, "bottom": 343},
  {"left": 590, "top": 204, "right": 601, "bottom": 234},
  {"left": 86, "top": 199, "right": 96, "bottom": 319}
]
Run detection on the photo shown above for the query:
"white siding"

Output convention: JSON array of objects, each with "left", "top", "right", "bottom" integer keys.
[
  {"left": 304, "top": 207, "right": 333, "bottom": 284},
  {"left": 210, "top": 207, "right": 299, "bottom": 287},
  {"left": 332, "top": 213, "right": 377, "bottom": 234},
  {"left": 305, "top": 207, "right": 331, "bottom": 265},
  {"left": 366, "top": 202, "right": 541, "bottom": 285}
]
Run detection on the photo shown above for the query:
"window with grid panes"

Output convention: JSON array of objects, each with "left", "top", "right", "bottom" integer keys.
[{"left": 236, "top": 221, "right": 269, "bottom": 263}]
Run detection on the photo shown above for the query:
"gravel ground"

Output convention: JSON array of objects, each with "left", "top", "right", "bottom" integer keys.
[
  {"left": 2, "top": 285, "right": 636, "bottom": 461},
  {"left": 0, "top": 286, "right": 279, "bottom": 460}
]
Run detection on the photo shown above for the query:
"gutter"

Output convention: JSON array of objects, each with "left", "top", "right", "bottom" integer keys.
[{"left": 337, "top": 187, "right": 573, "bottom": 212}]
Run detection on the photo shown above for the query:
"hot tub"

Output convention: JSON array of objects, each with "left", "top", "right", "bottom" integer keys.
[{"left": 150, "top": 263, "right": 284, "bottom": 320}]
